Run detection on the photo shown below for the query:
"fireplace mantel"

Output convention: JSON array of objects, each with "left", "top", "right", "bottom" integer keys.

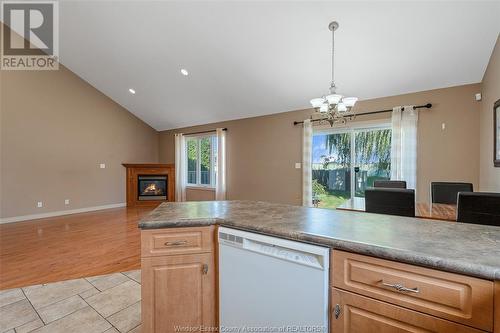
[
  {"left": 122, "top": 163, "right": 174, "bottom": 168},
  {"left": 122, "top": 163, "right": 175, "bottom": 207}
]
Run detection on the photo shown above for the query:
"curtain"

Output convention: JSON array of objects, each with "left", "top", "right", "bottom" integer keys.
[
  {"left": 174, "top": 133, "right": 186, "bottom": 202},
  {"left": 391, "top": 105, "right": 418, "bottom": 190},
  {"left": 302, "top": 119, "right": 313, "bottom": 207},
  {"left": 216, "top": 128, "right": 227, "bottom": 200}
]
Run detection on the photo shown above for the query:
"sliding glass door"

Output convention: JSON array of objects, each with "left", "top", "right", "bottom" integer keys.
[
  {"left": 312, "top": 131, "right": 352, "bottom": 208},
  {"left": 312, "top": 124, "right": 391, "bottom": 208},
  {"left": 353, "top": 127, "right": 392, "bottom": 197}
]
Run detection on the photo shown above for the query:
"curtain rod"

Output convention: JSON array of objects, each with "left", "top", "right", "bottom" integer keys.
[
  {"left": 293, "top": 103, "right": 432, "bottom": 126},
  {"left": 180, "top": 128, "right": 227, "bottom": 136}
]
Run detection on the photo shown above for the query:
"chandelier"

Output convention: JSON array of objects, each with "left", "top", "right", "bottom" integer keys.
[{"left": 310, "top": 21, "right": 357, "bottom": 126}]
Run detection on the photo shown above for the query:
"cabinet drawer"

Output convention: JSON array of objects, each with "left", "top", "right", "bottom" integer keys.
[
  {"left": 141, "top": 226, "right": 214, "bottom": 257},
  {"left": 330, "top": 288, "right": 485, "bottom": 333},
  {"left": 331, "top": 250, "right": 494, "bottom": 332}
]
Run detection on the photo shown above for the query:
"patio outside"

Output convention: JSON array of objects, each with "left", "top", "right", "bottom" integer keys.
[{"left": 312, "top": 129, "right": 392, "bottom": 209}]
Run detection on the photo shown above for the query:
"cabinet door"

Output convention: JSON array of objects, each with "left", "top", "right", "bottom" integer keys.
[
  {"left": 142, "top": 253, "right": 216, "bottom": 333},
  {"left": 330, "top": 288, "right": 484, "bottom": 333}
]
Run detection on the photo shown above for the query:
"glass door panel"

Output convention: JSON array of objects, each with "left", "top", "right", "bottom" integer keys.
[
  {"left": 312, "top": 132, "right": 352, "bottom": 208},
  {"left": 353, "top": 128, "right": 392, "bottom": 197},
  {"left": 200, "top": 137, "right": 211, "bottom": 185}
]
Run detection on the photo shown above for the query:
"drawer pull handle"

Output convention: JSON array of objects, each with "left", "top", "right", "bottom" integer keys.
[
  {"left": 380, "top": 280, "right": 419, "bottom": 293},
  {"left": 333, "top": 304, "right": 341, "bottom": 319},
  {"left": 164, "top": 240, "right": 188, "bottom": 246}
]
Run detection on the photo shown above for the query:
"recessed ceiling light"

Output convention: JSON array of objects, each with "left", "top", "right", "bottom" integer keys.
[
  {"left": 128, "top": 88, "right": 136, "bottom": 94},
  {"left": 180, "top": 69, "right": 189, "bottom": 76}
]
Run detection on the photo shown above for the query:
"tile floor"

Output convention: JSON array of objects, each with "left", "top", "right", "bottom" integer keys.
[{"left": 0, "top": 270, "right": 142, "bottom": 333}]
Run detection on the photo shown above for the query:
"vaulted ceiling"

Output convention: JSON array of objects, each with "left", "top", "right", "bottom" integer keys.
[{"left": 51, "top": 2, "right": 500, "bottom": 129}]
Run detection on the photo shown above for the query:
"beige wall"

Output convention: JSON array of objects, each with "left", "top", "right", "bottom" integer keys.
[
  {"left": 159, "top": 109, "right": 312, "bottom": 204},
  {"left": 479, "top": 36, "right": 500, "bottom": 192},
  {"left": 0, "top": 65, "right": 159, "bottom": 218},
  {"left": 159, "top": 84, "right": 482, "bottom": 204},
  {"left": 185, "top": 188, "right": 217, "bottom": 201}
]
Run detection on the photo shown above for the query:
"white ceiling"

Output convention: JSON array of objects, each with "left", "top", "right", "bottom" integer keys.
[{"left": 54, "top": 1, "right": 500, "bottom": 130}]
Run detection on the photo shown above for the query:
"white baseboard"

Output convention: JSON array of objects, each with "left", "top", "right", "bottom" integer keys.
[{"left": 0, "top": 203, "right": 127, "bottom": 224}]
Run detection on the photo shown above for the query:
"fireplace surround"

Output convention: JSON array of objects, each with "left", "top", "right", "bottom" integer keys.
[{"left": 123, "top": 164, "right": 175, "bottom": 207}]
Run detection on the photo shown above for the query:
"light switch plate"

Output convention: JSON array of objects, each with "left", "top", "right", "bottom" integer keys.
[
  {"left": 100, "top": 163, "right": 106, "bottom": 169},
  {"left": 65, "top": 199, "right": 70, "bottom": 205},
  {"left": 295, "top": 163, "right": 301, "bottom": 169},
  {"left": 441, "top": 123, "right": 446, "bottom": 130},
  {"left": 37, "top": 201, "right": 43, "bottom": 208}
]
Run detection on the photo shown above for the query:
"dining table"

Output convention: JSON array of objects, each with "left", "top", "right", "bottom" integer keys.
[{"left": 336, "top": 197, "right": 457, "bottom": 221}]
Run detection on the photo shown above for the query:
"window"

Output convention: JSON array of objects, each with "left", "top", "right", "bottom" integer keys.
[
  {"left": 312, "top": 122, "right": 391, "bottom": 209},
  {"left": 186, "top": 135, "right": 218, "bottom": 187}
]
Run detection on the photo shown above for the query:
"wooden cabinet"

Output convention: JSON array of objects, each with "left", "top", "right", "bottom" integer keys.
[
  {"left": 330, "top": 250, "right": 496, "bottom": 332},
  {"left": 141, "top": 226, "right": 216, "bottom": 333},
  {"left": 330, "top": 288, "right": 485, "bottom": 333},
  {"left": 331, "top": 250, "right": 494, "bottom": 331},
  {"left": 139, "top": 228, "right": 497, "bottom": 333}
]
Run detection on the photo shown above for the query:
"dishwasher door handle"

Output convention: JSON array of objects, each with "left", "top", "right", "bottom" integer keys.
[{"left": 242, "top": 238, "right": 325, "bottom": 269}]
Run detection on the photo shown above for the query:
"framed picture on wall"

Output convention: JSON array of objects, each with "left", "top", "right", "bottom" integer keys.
[{"left": 495, "top": 99, "right": 500, "bottom": 167}]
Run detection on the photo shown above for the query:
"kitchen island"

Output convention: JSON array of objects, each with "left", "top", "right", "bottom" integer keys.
[{"left": 139, "top": 200, "right": 500, "bottom": 333}]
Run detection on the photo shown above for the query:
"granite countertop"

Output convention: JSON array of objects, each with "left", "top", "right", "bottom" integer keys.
[{"left": 139, "top": 200, "right": 500, "bottom": 281}]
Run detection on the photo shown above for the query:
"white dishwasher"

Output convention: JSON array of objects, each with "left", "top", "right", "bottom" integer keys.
[{"left": 218, "top": 227, "right": 329, "bottom": 333}]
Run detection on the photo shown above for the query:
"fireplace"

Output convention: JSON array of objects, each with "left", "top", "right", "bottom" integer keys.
[
  {"left": 123, "top": 164, "right": 174, "bottom": 207},
  {"left": 138, "top": 175, "right": 167, "bottom": 201}
]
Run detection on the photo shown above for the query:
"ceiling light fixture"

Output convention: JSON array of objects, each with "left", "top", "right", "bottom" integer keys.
[
  {"left": 309, "top": 21, "right": 358, "bottom": 126},
  {"left": 128, "top": 88, "right": 136, "bottom": 94},
  {"left": 180, "top": 69, "right": 189, "bottom": 76}
]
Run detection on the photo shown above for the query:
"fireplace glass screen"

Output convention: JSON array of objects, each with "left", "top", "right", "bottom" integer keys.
[{"left": 138, "top": 175, "right": 167, "bottom": 201}]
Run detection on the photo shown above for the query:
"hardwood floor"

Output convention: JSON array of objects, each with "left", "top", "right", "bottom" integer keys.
[{"left": 0, "top": 206, "right": 154, "bottom": 290}]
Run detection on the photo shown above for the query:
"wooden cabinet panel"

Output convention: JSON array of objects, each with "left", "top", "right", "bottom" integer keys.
[
  {"left": 330, "top": 288, "right": 485, "bottom": 333},
  {"left": 331, "top": 250, "right": 494, "bottom": 331},
  {"left": 141, "top": 226, "right": 214, "bottom": 257},
  {"left": 142, "top": 253, "right": 216, "bottom": 333},
  {"left": 495, "top": 281, "right": 500, "bottom": 333}
]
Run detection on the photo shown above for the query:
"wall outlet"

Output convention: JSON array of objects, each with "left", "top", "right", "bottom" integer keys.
[
  {"left": 441, "top": 123, "right": 446, "bottom": 130},
  {"left": 295, "top": 162, "right": 301, "bottom": 169},
  {"left": 64, "top": 199, "right": 70, "bottom": 205},
  {"left": 37, "top": 201, "right": 43, "bottom": 208},
  {"left": 100, "top": 163, "right": 106, "bottom": 169}
]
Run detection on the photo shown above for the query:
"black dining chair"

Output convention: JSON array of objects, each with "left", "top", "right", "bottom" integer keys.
[
  {"left": 373, "top": 180, "right": 407, "bottom": 189},
  {"left": 457, "top": 192, "right": 500, "bottom": 226},
  {"left": 365, "top": 188, "right": 415, "bottom": 218},
  {"left": 431, "top": 182, "right": 473, "bottom": 204}
]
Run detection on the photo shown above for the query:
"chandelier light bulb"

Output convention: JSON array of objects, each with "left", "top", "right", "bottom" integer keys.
[
  {"left": 310, "top": 98, "right": 325, "bottom": 108},
  {"left": 343, "top": 97, "right": 358, "bottom": 107},
  {"left": 337, "top": 103, "right": 347, "bottom": 112},
  {"left": 326, "top": 94, "right": 342, "bottom": 105}
]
